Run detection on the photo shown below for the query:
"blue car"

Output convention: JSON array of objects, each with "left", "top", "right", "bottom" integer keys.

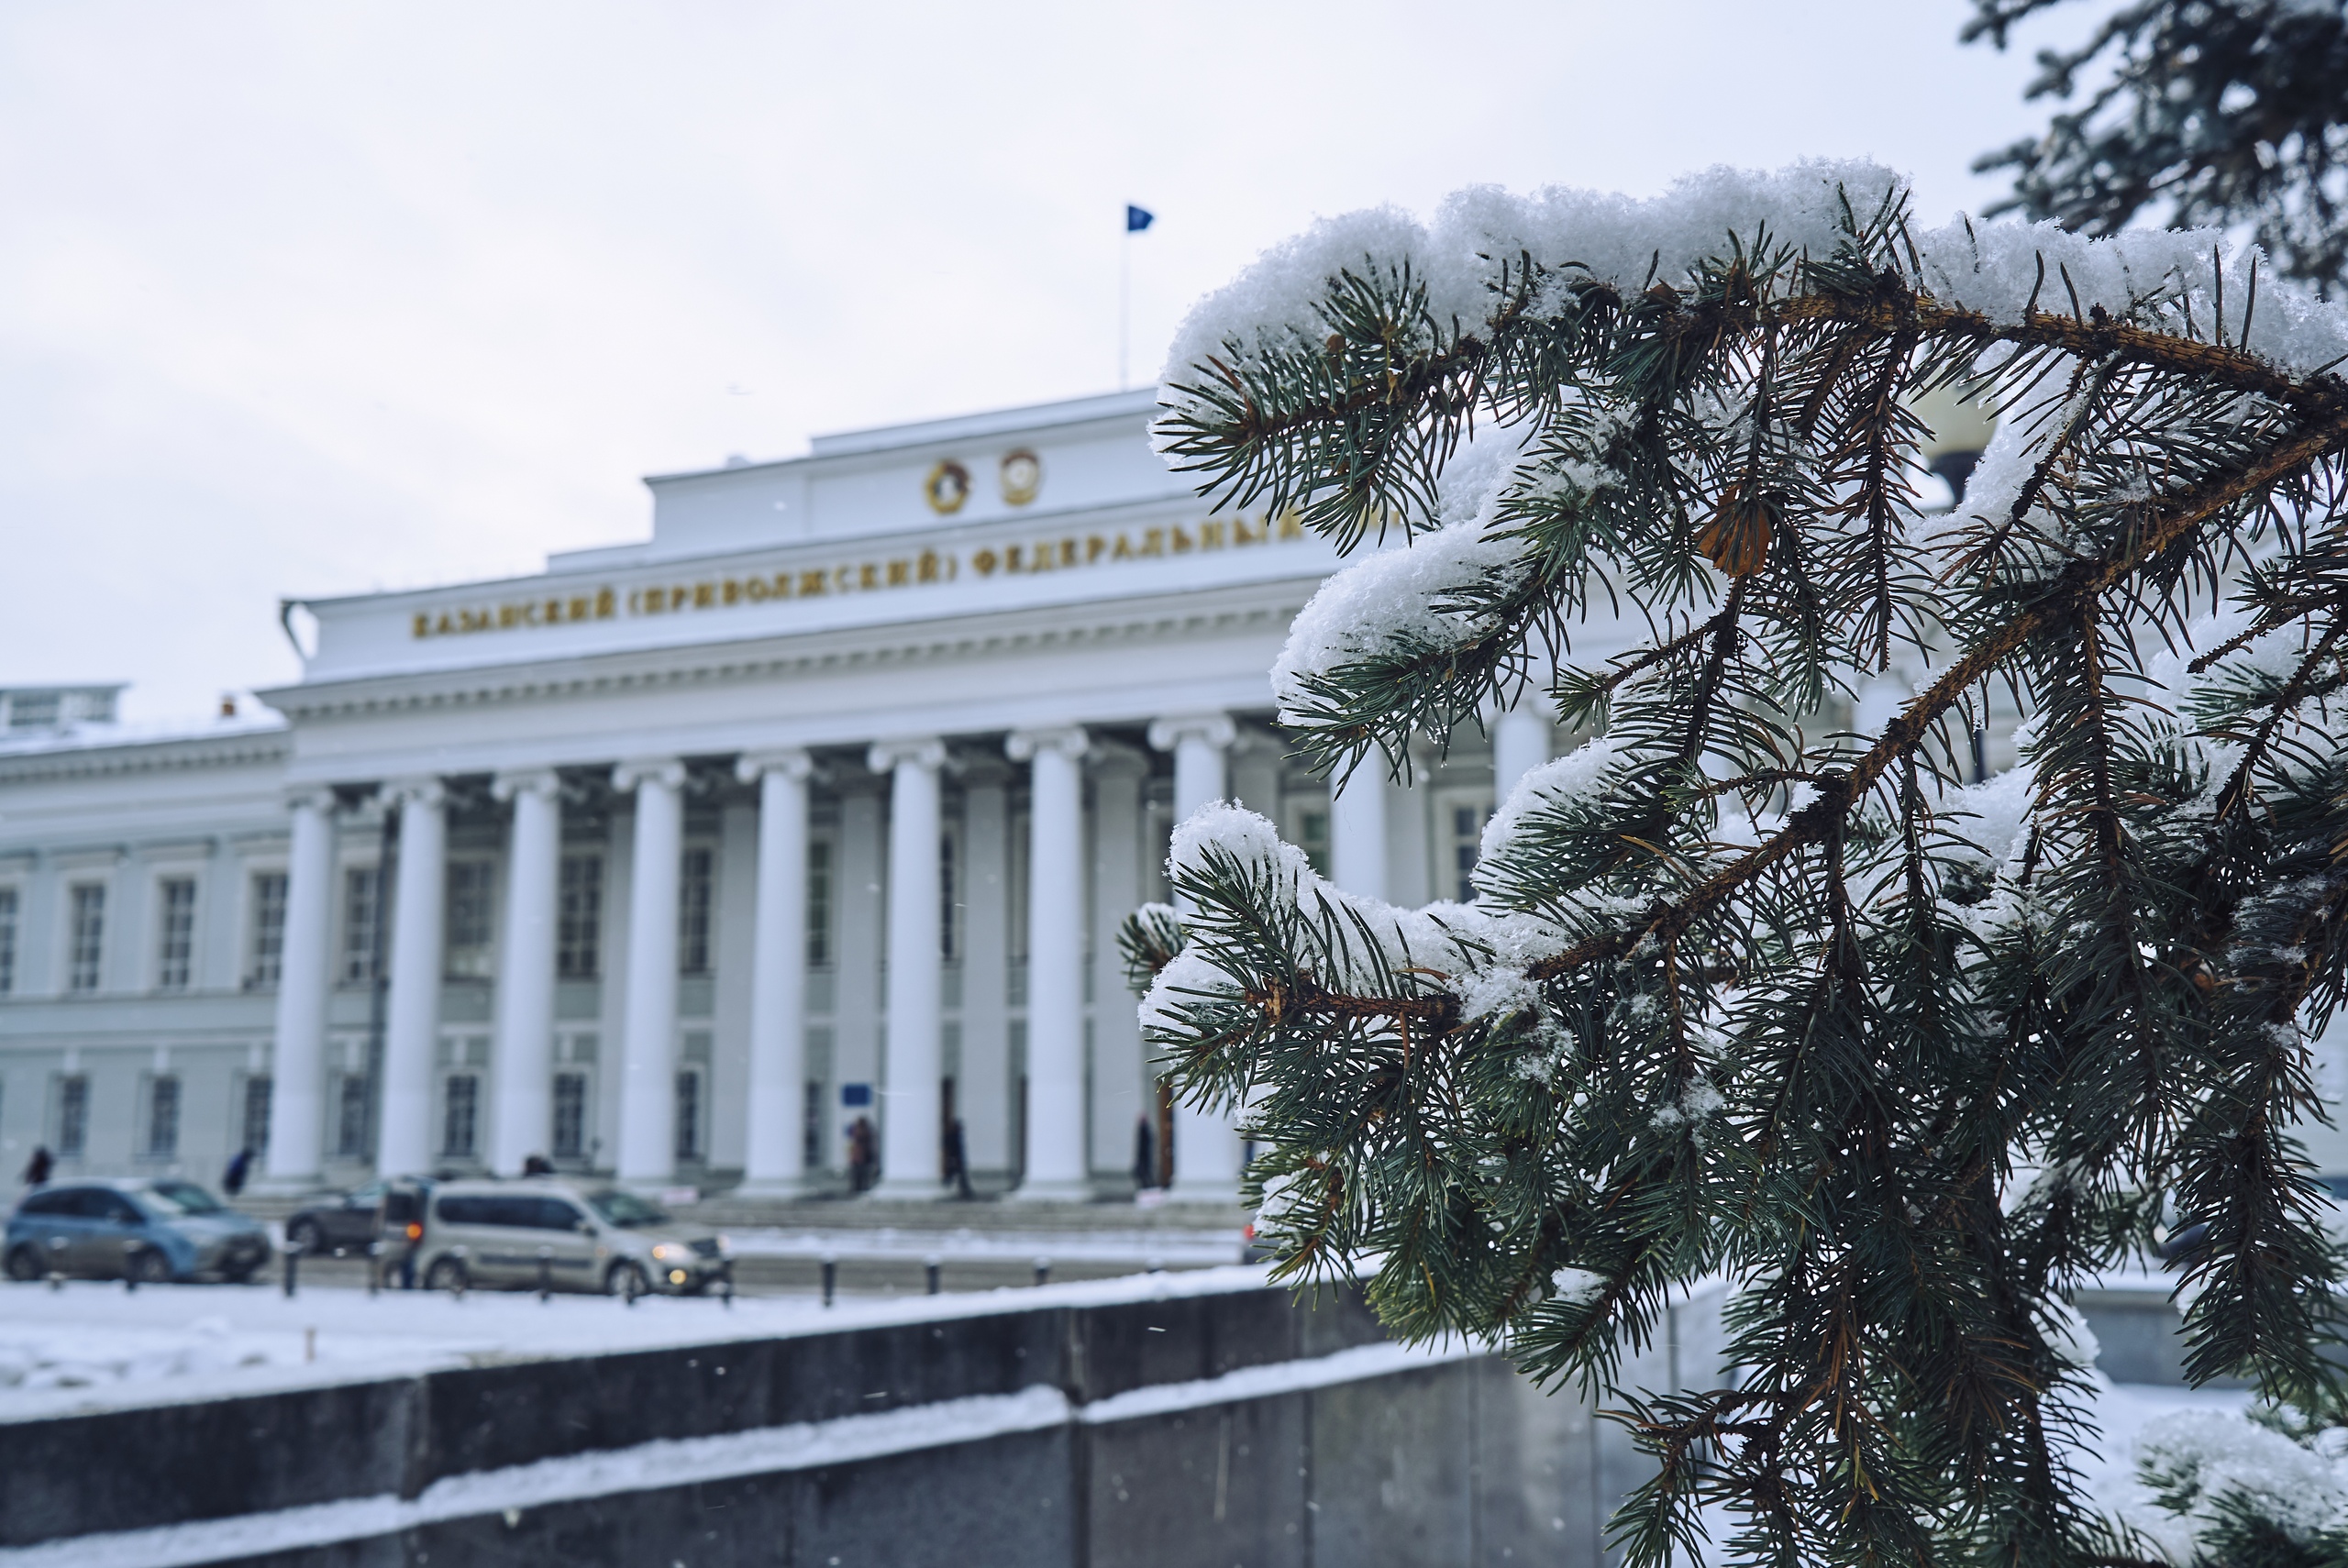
[{"left": 5, "top": 1177, "right": 272, "bottom": 1284}]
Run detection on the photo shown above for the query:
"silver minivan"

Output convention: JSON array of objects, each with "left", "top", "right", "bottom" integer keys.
[{"left": 415, "top": 1179, "right": 729, "bottom": 1296}]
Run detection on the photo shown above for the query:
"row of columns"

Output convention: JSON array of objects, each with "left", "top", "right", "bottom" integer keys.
[{"left": 260, "top": 712, "right": 1257, "bottom": 1198}]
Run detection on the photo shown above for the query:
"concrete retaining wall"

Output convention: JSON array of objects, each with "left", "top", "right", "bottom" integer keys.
[{"left": 3, "top": 1274, "right": 1702, "bottom": 1568}]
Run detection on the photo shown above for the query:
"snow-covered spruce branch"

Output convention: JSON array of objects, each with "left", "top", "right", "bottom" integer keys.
[{"left": 1132, "top": 160, "right": 2348, "bottom": 1568}]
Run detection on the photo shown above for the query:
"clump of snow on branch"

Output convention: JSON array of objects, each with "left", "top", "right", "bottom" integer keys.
[
  {"left": 2092, "top": 1409, "right": 2348, "bottom": 1563},
  {"left": 1270, "top": 426, "right": 1535, "bottom": 728},
  {"left": 1549, "top": 1266, "right": 1607, "bottom": 1303},
  {"left": 1149, "top": 801, "right": 1599, "bottom": 1033},
  {"left": 1164, "top": 159, "right": 2348, "bottom": 428},
  {"left": 1479, "top": 740, "right": 1623, "bottom": 869},
  {"left": 1162, "top": 160, "right": 1911, "bottom": 382}
]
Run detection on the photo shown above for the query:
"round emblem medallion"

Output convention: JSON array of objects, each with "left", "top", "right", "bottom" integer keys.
[
  {"left": 999, "top": 448, "right": 1043, "bottom": 506},
  {"left": 924, "top": 459, "right": 971, "bottom": 514}
]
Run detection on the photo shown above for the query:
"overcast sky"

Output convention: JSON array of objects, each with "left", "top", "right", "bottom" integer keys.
[{"left": 0, "top": 1, "right": 2087, "bottom": 722}]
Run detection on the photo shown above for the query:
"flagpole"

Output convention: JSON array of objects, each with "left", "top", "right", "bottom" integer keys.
[{"left": 1119, "top": 224, "right": 1131, "bottom": 392}]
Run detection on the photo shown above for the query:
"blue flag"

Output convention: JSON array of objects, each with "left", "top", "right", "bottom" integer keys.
[{"left": 1126, "top": 204, "right": 1155, "bottom": 233}]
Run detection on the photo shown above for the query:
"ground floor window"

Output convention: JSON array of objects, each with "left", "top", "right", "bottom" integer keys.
[
  {"left": 674, "top": 1070, "right": 702, "bottom": 1163},
  {"left": 803, "top": 1078, "right": 825, "bottom": 1170},
  {"left": 334, "top": 1074, "right": 370, "bottom": 1159},
  {"left": 442, "top": 1074, "right": 479, "bottom": 1157},
  {"left": 55, "top": 1074, "right": 88, "bottom": 1157},
  {"left": 240, "top": 1075, "right": 271, "bottom": 1155},
  {"left": 552, "top": 1072, "right": 588, "bottom": 1160},
  {"left": 144, "top": 1075, "right": 182, "bottom": 1158}
]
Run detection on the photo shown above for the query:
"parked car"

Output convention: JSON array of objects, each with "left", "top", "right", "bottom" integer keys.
[
  {"left": 284, "top": 1181, "right": 394, "bottom": 1256},
  {"left": 4, "top": 1177, "right": 271, "bottom": 1284},
  {"left": 415, "top": 1179, "right": 729, "bottom": 1296}
]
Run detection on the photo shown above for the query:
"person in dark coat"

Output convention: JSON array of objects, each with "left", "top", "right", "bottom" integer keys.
[
  {"left": 222, "top": 1146, "right": 253, "bottom": 1197},
  {"left": 522, "top": 1153, "right": 554, "bottom": 1176},
  {"left": 21, "top": 1145, "right": 52, "bottom": 1187},
  {"left": 1132, "top": 1117, "right": 1157, "bottom": 1191},
  {"left": 847, "top": 1116, "right": 877, "bottom": 1193},
  {"left": 943, "top": 1119, "right": 973, "bottom": 1199}
]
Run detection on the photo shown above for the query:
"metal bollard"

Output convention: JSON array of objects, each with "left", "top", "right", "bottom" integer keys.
[
  {"left": 47, "top": 1236, "right": 66, "bottom": 1290},
  {"left": 820, "top": 1253, "right": 837, "bottom": 1308},
  {"left": 925, "top": 1253, "right": 942, "bottom": 1296},
  {"left": 1033, "top": 1256, "right": 1051, "bottom": 1287},
  {"left": 719, "top": 1263, "right": 736, "bottom": 1309},
  {"left": 366, "top": 1242, "right": 382, "bottom": 1297},
  {"left": 620, "top": 1263, "right": 640, "bottom": 1308},
  {"left": 122, "top": 1241, "right": 140, "bottom": 1292},
  {"left": 282, "top": 1240, "right": 303, "bottom": 1299},
  {"left": 536, "top": 1246, "right": 554, "bottom": 1302},
  {"left": 449, "top": 1246, "right": 469, "bottom": 1300}
]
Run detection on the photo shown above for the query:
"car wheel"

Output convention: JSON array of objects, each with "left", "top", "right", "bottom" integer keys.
[
  {"left": 130, "top": 1249, "right": 172, "bottom": 1286},
  {"left": 286, "top": 1219, "right": 325, "bottom": 1256},
  {"left": 4, "top": 1245, "right": 42, "bottom": 1283},
  {"left": 604, "top": 1261, "right": 649, "bottom": 1298},
  {"left": 425, "top": 1256, "right": 469, "bottom": 1294}
]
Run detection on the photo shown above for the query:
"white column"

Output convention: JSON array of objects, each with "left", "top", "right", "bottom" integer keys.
[
  {"left": 260, "top": 787, "right": 338, "bottom": 1188},
  {"left": 1150, "top": 712, "right": 1236, "bottom": 831},
  {"left": 614, "top": 758, "right": 685, "bottom": 1187},
  {"left": 1492, "top": 705, "right": 1553, "bottom": 804},
  {"left": 737, "top": 750, "right": 814, "bottom": 1196},
  {"left": 488, "top": 769, "right": 561, "bottom": 1175},
  {"left": 1089, "top": 746, "right": 1148, "bottom": 1190},
  {"left": 869, "top": 737, "right": 947, "bottom": 1199},
  {"left": 958, "top": 763, "right": 1013, "bottom": 1182},
  {"left": 1148, "top": 713, "right": 1243, "bottom": 1204},
  {"left": 377, "top": 778, "right": 446, "bottom": 1177},
  {"left": 1330, "top": 767, "right": 1389, "bottom": 901},
  {"left": 1008, "top": 727, "right": 1090, "bottom": 1200}
]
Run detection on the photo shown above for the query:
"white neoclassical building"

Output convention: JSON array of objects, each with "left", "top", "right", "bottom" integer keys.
[{"left": 0, "top": 391, "right": 1567, "bottom": 1202}]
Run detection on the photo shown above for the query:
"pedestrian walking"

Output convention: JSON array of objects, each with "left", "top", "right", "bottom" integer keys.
[
  {"left": 222, "top": 1146, "right": 253, "bottom": 1197},
  {"left": 1132, "top": 1117, "right": 1156, "bottom": 1191},
  {"left": 20, "top": 1145, "right": 52, "bottom": 1187},
  {"left": 943, "top": 1118, "right": 973, "bottom": 1198},
  {"left": 847, "top": 1115, "right": 877, "bottom": 1193}
]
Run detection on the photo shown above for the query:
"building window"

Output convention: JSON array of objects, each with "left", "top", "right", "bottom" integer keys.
[
  {"left": 0, "top": 884, "right": 17, "bottom": 995},
  {"left": 939, "top": 831, "right": 958, "bottom": 961},
  {"left": 558, "top": 855, "right": 603, "bottom": 978},
  {"left": 551, "top": 1072, "right": 588, "bottom": 1159},
  {"left": 803, "top": 1078, "right": 825, "bottom": 1170},
  {"left": 445, "top": 861, "right": 494, "bottom": 979},
  {"left": 241, "top": 1075, "right": 272, "bottom": 1155},
  {"left": 67, "top": 884, "right": 105, "bottom": 992},
  {"left": 674, "top": 1070, "right": 702, "bottom": 1162},
  {"left": 1446, "top": 801, "right": 1492, "bottom": 903},
  {"left": 335, "top": 1075, "right": 370, "bottom": 1159},
  {"left": 8, "top": 692, "right": 59, "bottom": 730},
  {"left": 341, "top": 867, "right": 382, "bottom": 984},
  {"left": 156, "top": 877, "right": 197, "bottom": 991},
  {"left": 146, "top": 1075, "right": 182, "bottom": 1158},
  {"left": 1298, "top": 809, "right": 1332, "bottom": 878},
  {"left": 55, "top": 1074, "right": 89, "bottom": 1156},
  {"left": 248, "top": 872, "right": 287, "bottom": 988},
  {"left": 678, "top": 847, "right": 714, "bottom": 975},
  {"left": 806, "top": 841, "right": 832, "bottom": 966},
  {"left": 442, "top": 1074, "right": 479, "bottom": 1157}
]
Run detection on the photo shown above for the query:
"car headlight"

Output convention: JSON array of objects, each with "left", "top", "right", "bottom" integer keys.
[{"left": 651, "top": 1243, "right": 679, "bottom": 1262}]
